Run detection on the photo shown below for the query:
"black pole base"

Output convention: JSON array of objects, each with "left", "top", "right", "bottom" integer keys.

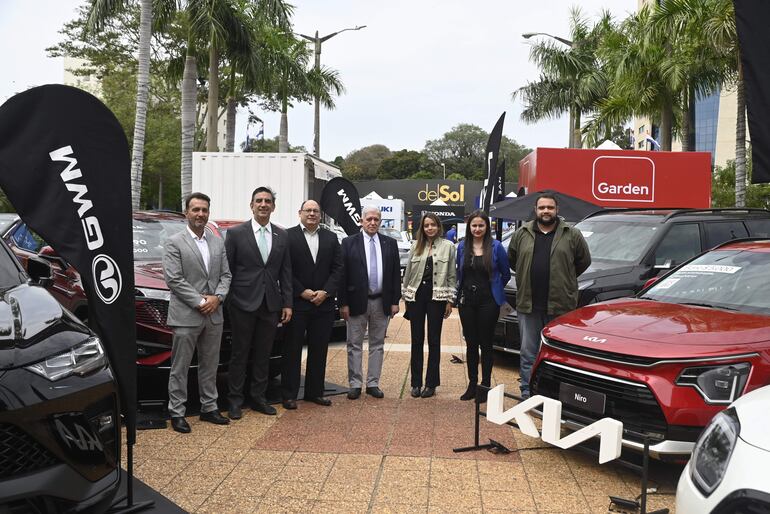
[
  {"left": 453, "top": 438, "right": 511, "bottom": 454},
  {"left": 107, "top": 499, "right": 155, "bottom": 514}
]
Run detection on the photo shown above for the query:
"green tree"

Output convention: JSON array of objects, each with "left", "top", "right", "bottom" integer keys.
[
  {"left": 423, "top": 124, "right": 531, "bottom": 181},
  {"left": 87, "top": 0, "right": 153, "bottom": 209},
  {"left": 241, "top": 135, "right": 306, "bottom": 153},
  {"left": 377, "top": 150, "right": 428, "bottom": 179},
  {"left": 49, "top": 5, "right": 183, "bottom": 210},
  {"left": 651, "top": 0, "right": 747, "bottom": 206},
  {"left": 513, "top": 8, "right": 613, "bottom": 148},
  {"left": 712, "top": 158, "right": 770, "bottom": 209},
  {"left": 341, "top": 144, "right": 392, "bottom": 180}
]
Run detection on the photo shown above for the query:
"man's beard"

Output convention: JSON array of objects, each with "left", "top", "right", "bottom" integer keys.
[{"left": 537, "top": 214, "right": 557, "bottom": 226}]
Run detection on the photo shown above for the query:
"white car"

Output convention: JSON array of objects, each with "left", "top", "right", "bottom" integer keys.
[{"left": 676, "top": 384, "right": 770, "bottom": 513}]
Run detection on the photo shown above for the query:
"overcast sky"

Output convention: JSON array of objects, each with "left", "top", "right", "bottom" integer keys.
[{"left": 2, "top": 0, "right": 636, "bottom": 162}]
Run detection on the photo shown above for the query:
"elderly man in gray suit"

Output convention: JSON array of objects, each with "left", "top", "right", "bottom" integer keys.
[{"left": 163, "top": 192, "right": 231, "bottom": 433}]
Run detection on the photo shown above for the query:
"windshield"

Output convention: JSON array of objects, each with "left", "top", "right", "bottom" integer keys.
[
  {"left": 575, "top": 219, "right": 659, "bottom": 264},
  {"left": 643, "top": 248, "right": 770, "bottom": 315},
  {"left": 133, "top": 219, "right": 187, "bottom": 260}
]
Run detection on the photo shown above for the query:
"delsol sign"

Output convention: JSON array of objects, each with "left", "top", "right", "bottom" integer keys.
[
  {"left": 417, "top": 183, "right": 465, "bottom": 203},
  {"left": 592, "top": 156, "right": 655, "bottom": 203}
]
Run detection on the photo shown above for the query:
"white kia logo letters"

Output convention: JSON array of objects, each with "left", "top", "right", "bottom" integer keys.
[
  {"left": 583, "top": 335, "right": 607, "bottom": 344},
  {"left": 486, "top": 385, "right": 623, "bottom": 464},
  {"left": 92, "top": 254, "right": 122, "bottom": 304}
]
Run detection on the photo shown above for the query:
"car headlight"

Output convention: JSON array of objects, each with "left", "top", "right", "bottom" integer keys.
[
  {"left": 136, "top": 287, "right": 171, "bottom": 301},
  {"left": 690, "top": 407, "right": 740, "bottom": 496},
  {"left": 25, "top": 336, "right": 107, "bottom": 381},
  {"left": 676, "top": 363, "right": 750, "bottom": 404}
]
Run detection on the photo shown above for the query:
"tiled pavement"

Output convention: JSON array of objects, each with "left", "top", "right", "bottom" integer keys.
[{"left": 128, "top": 310, "right": 680, "bottom": 513}]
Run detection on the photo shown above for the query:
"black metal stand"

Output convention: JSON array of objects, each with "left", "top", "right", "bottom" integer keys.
[
  {"left": 452, "top": 385, "right": 670, "bottom": 514},
  {"left": 108, "top": 436, "right": 155, "bottom": 513}
]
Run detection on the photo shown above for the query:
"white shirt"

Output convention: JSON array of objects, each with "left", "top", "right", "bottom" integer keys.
[
  {"left": 186, "top": 226, "right": 209, "bottom": 273},
  {"left": 363, "top": 232, "right": 383, "bottom": 294},
  {"left": 251, "top": 219, "right": 273, "bottom": 256},
  {"left": 301, "top": 223, "right": 319, "bottom": 263}
]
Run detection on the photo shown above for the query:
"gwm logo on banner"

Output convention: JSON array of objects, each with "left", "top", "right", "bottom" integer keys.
[
  {"left": 50, "top": 146, "right": 123, "bottom": 304},
  {"left": 592, "top": 156, "right": 655, "bottom": 203},
  {"left": 486, "top": 385, "right": 623, "bottom": 464}
]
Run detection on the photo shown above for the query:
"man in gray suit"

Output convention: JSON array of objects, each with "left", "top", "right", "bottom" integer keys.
[
  {"left": 163, "top": 192, "right": 232, "bottom": 433},
  {"left": 225, "top": 186, "right": 292, "bottom": 418}
]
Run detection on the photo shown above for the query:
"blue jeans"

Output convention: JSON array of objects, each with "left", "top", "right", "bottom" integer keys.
[{"left": 518, "top": 310, "right": 556, "bottom": 398}]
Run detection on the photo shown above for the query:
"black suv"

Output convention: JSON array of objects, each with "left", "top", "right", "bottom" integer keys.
[
  {"left": 495, "top": 208, "right": 770, "bottom": 352},
  {"left": 0, "top": 236, "right": 120, "bottom": 511}
]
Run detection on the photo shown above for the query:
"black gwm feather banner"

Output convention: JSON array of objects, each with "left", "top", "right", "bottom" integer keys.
[
  {"left": 482, "top": 112, "right": 506, "bottom": 213},
  {"left": 0, "top": 85, "right": 137, "bottom": 445},
  {"left": 735, "top": 0, "right": 770, "bottom": 184},
  {"left": 320, "top": 177, "right": 362, "bottom": 235}
]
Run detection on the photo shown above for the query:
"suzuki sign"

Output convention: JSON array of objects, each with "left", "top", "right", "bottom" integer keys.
[
  {"left": 486, "top": 385, "right": 623, "bottom": 464},
  {"left": 592, "top": 156, "right": 655, "bottom": 203}
]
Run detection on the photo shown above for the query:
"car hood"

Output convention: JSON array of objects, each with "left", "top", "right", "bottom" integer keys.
[
  {"left": 544, "top": 298, "right": 770, "bottom": 359},
  {"left": 134, "top": 261, "right": 167, "bottom": 290},
  {"left": 0, "top": 284, "right": 91, "bottom": 369},
  {"left": 580, "top": 262, "right": 635, "bottom": 279},
  {"left": 732, "top": 385, "right": 770, "bottom": 450}
]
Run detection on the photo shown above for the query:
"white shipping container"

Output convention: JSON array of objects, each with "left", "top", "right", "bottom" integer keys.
[{"left": 192, "top": 152, "right": 340, "bottom": 227}]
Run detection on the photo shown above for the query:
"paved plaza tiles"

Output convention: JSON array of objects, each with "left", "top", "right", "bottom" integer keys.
[{"left": 125, "top": 310, "right": 680, "bottom": 513}]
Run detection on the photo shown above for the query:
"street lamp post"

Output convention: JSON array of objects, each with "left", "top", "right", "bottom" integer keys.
[
  {"left": 298, "top": 25, "right": 366, "bottom": 158},
  {"left": 441, "top": 163, "right": 446, "bottom": 179},
  {"left": 522, "top": 32, "right": 578, "bottom": 148}
]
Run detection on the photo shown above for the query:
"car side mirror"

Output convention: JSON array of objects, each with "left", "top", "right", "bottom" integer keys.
[
  {"left": 38, "top": 245, "right": 68, "bottom": 269},
  {"left": 27, "top": 257, "right": 54, "bottom": 288}
]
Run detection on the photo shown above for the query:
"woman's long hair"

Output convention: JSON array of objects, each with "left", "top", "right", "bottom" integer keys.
[
  {"left": 463, "top": 210, "right": 493, "bottom": 274},
  {"left": 414, "top": 213, "right": 444, "bottom": 255}
]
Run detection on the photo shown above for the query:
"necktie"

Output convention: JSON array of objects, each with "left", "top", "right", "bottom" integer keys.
[
  {"left": 258, "top": 226, "right": 268, "bottom": 262},
  {"left": 369, "top": 237, "right": 378, "bottom": 293}
]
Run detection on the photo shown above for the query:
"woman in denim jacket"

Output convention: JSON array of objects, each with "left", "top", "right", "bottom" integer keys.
[
  {"left": 454, "top": 210, "right": 511, "bottom": 401},
  {"left": 402, "top": 213, "right": 457, "bottom": 398}
]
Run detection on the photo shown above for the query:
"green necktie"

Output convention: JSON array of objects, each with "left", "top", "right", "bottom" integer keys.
[{"left": 258, "top": 226, "right": 268, "bottom": 262}]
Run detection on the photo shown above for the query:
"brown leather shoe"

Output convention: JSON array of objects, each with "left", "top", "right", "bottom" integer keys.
[{"left": 282, "top": 399, "right": 297, "bottom": 410}]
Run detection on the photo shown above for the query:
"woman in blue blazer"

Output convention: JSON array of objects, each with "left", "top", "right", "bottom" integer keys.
[{"left": 454, "top": 210, "right": 511, "bottom": 401}]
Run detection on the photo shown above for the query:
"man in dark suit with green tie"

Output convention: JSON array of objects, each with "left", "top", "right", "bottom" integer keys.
[{"left": 225, "top": 186, "right": 292, "bottom": 418}]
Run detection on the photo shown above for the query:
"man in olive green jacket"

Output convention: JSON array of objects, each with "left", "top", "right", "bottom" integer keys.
[{"left": 507, "top": 193, "right": 591, "bottom": 399}]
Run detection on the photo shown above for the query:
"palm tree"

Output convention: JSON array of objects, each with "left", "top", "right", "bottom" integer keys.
[
  {"left": 652, "top": 0, "right": 746, "bottom": 205},
  {"left": 513, "top": 8, "right": 612, "bottom": 148},
  {"left": 221, "top": 0, "right": 294, "bottom": 152},
  {"left": 264, "top": 32, "right": 345, "bottom": 153},
  {"left": 591, "top": 6, "right": 684, "bottom": 151},
  {"left": 87, "top": 0, "right": 153, "bottom": 210}
]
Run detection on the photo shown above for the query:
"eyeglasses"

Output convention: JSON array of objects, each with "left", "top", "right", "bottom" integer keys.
[{"left": 301, "top": 209, "right": 321, "bottom": 214}]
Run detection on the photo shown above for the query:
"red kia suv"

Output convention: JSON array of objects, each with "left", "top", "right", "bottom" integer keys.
[{"left": 531, "top": 238, "right": 770, "bottom": 461}]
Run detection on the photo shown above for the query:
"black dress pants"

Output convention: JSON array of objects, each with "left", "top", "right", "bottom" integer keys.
[
  {"left": 227, "top": 302, "right": 280, "bottom": 406},
  {"left": 408, "top": 290, "right": 446, "bottom": 388},
  {"left": 280, "top": 309, "right": 334, "bottom": 400},
  {"left": 458, "top": 301, "right": 497, "bottom": 386}
]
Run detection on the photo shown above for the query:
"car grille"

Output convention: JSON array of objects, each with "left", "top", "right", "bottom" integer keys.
[
  {"left": 531, "top": 361, "right": 669, "bottom": 443},
  {"left": 542, "top": 336, "right": 663, "bottom": 367},
  {"left": 135, "top": 299, "right": 169, "bottom": 330},
  {"left": 0, "top": 424, "right": 58, "bottom": 479}
]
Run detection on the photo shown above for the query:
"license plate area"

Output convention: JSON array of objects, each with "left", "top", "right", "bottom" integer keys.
[{"left": 559, "top": 382, "right": 606, "bottom": 415}]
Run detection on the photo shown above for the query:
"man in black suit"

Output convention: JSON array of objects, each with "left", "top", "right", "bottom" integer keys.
[
  {"left": 225, "top": 186, "right": 292, "bottom": 418},
  {"left": 280, "top": 200, "right": 343, "bottom": 409},
  {"left": 339, "top": 206, "right": 402, "bottom": 399}
]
